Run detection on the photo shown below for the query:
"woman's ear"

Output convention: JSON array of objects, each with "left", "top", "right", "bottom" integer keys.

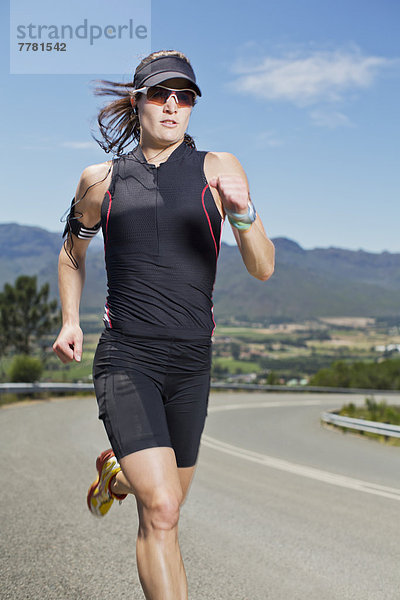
[{"left": 130, "top": 97, "right": 138, "bottom": 114}]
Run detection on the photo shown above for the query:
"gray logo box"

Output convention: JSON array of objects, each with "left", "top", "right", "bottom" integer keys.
[{"left": 10, "top": 0, "right": 151, "bottom": 75}]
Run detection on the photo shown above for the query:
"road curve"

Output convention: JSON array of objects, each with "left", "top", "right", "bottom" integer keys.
[{"left": 1, "top": 392, "right": 399, "bottom": 600}]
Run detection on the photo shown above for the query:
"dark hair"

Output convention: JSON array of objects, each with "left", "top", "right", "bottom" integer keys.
[{"left": 91, "top": 50, "right": 198, "bottom": 156}]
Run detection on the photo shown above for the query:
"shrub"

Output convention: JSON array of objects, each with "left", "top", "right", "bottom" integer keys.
[
  {"left": 267, "top": 371, "right": 280, "bottom": 385},
  {"left": 340, "top": 398, "right": 400, "bottom": 426},
  {"left": 8, "top": 355, "right": 44, "bottom": 382}
]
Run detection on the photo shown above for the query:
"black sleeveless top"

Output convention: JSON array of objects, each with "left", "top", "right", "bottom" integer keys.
[{"left": 100, "top": 140, "right": 224, "bottom": 340}]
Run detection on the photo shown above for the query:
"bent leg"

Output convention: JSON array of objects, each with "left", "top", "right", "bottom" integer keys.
[
  {"left": 119, "top": 446, "right": 188, "bottom": 600},
  {"left": 112, "top": 463, "right": 196, "bottom": 506}
]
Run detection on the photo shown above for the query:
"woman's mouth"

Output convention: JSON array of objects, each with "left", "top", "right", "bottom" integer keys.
[{"left": 161, "top": 120, "right": 177, "bottom": 127}]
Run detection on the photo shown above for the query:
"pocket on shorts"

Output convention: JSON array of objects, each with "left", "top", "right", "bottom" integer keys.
[{"left": 93, "top": 340, "right": 111, "bottom": 420}]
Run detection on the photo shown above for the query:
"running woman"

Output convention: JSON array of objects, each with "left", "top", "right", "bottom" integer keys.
[{"left": 53, "top": 50, "right": 274, "bottom": 600}]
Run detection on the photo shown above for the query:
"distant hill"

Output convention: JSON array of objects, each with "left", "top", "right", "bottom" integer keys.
[
  {"left": 1, "top": 223, "right": 400, "bottom": 322},
  {"left": 0, "top": 223, "right": 105, "bottom": 314}
]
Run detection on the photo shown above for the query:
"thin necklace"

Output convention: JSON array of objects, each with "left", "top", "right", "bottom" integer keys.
[{"left": 136, "top": 137, "right": 185, "bottom": 165}]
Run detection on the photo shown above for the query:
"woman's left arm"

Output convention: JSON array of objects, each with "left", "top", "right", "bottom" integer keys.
[{"left": 208, "top": 153, "right": 275, "bottom": 281}]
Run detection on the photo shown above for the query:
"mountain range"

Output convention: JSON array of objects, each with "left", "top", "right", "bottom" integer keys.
[{"left": 1, "top": 223, "right": 399, "bottom": 323}]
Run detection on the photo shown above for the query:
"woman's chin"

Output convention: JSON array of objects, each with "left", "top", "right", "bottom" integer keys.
[
  {"left": 156, "top": 131, "right": 184, "bottom": 145},
  {"left": 141, "top": 127, "right": 185, "bottom": 148}
]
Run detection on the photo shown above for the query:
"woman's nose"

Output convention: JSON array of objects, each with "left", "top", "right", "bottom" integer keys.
[{"left": 164, "top": 93, "right": 178, "bottom": 111}]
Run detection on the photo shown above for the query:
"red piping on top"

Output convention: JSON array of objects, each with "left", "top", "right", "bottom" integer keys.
[
  {"left": 201, "top": 184, "right": 218, "bottom": 259},
  {"left": 201, "top": 183, "right": 224, "bottom": 336}
]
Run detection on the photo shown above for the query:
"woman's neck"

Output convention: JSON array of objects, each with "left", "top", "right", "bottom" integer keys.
[{"left": 139, "top": 136, "right": 185, "bottom": 166}]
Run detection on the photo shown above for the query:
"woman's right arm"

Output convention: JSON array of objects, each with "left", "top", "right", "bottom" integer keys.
[
  {"left": 52, "top": 239, "right": 89, "bottom": 363},
  {"left": 52, "top": 163, "right": 111, "bottom": 363}
]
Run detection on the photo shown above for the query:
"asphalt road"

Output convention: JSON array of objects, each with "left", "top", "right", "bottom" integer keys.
[{"left": 1, "top": 392, "right": 400, "bottom": 600}]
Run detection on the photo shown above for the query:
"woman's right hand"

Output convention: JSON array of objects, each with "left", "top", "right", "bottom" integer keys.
[{"left": 52, "top": 324, "right": 83, "bottom": 364}]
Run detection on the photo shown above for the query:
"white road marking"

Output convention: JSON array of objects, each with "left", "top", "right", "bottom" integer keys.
[
  {"left": 204, "top": 401, "right": 400, "bottom": 502},
  {"left": 208, "top": 400, "right": 324, "bottom": 413}
]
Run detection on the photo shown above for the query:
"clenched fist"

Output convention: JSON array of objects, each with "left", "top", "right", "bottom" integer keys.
[
  {"left": 53, "top": 323, "right": 83, "bottom": 364},
  {"left": 208, "top": 174, "right": 249, "bottom": 215}
]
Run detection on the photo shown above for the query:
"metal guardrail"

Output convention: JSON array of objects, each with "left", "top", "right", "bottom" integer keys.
[
  {"left": 210, "top": 383, "right": 400, "bottom": 394},
  {"left": 1, "top": 382, "right": 400, "bottom": 395},
  {"left": 321, "top": 411, "right": 400, "bottom": 439},
  {"left": 0, "top": 382, "right": 94, "bottom": 394},
  {"left": 3, "top": 382, "right": 400, "bottom": 439}
]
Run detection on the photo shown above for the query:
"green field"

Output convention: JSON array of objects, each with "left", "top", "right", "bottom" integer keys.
[
  {"left": 212, "top": 357, "right": 261, "bottom": 374},
  {"left": 1, "top": 318, "right": 398, "bottom": 388}
]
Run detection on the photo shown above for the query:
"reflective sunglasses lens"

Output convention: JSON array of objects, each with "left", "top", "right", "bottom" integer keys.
[
  {"left": 146, "top": 87, "right": 195, "bottom": 107},
  {"left": 146, "top": 87, "right": 169, "bottom": 104},
  {"left": 176, "top": 91, "right": 195, "bottom": 107}
]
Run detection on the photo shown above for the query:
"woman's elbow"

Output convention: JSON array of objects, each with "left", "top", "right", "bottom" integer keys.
[
  {"left": 258, "top": 265, "right": 274, "bottom": 281},
  {"left": 250, "top": 263, "right": 275, "bottom": 281}
]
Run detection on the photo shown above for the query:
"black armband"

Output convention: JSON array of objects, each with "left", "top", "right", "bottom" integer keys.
[{"left": 62, "top": 197, "right": 101, "bottom": 240}]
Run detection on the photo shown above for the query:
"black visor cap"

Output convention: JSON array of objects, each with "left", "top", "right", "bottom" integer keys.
[{"left": 133, "top": 55, "right": 202, "bottom": 97}]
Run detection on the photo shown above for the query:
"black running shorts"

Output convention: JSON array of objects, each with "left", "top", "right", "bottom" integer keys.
[{"left": 92, "top": 329, "right": 212, "bottom": 468}]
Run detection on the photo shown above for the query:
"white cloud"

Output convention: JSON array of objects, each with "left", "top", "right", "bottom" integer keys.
[
  {"left": 310, "top": 110, "right": 354, "bottom": 129},
  {"left": 21, "top": 140, "right": 99, "bottom": 151},
  {"left": 230, "top": 47, "right": 391, "bottom": 107},
  {"left": 60, "top": 141, "right": 98, "bottom": 149}
]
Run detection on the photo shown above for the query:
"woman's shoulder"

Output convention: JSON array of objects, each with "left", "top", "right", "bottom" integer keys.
[
  {"left": 203, "top": 151, "right": 240, "bottom": 165},
  {"left": 73, "top": 159, "right": 114, "bottom": 213},
  {"left": 203, "top": 151, "right": 244, "bottom": 175},
  {"left": 81, "top": 159, "right": 113, "bottom": 182},
  {"left": 204, "top": 151, "right": 234, "bottom": 158}
]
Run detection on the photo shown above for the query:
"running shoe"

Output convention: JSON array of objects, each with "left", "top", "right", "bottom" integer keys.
[{"left": 87, "top": 449, "right": 127, "bottom": 517}]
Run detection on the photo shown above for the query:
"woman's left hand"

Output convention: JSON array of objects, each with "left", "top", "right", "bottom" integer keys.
[{"left": 208, "top": 174, "right": 249, "bottom": 215}]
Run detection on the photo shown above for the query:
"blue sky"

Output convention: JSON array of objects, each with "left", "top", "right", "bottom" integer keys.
[{"left": 1, "top": 0, "right": 399, "bottom": 252}]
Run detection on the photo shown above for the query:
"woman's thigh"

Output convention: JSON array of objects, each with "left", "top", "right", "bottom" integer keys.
[
  {"left": 163, "top": 371, "right": 210, "bottom": 468},
  {"left": 93, "top": 365, "right": 173, "bottom": 462},
  {"left": 93, "top": 332, "right": 211, "bottom": 467},
  {"left": 163, "top": 339, "right": 212, "bottom": 469},
  {"left": 93, "top": 332, "right": 173, "bottom": 461},
  {"left": 120, "top": 446, "right": 183, "bottom": 514}
]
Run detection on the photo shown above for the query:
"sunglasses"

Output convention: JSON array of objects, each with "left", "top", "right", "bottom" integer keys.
[{"left": 133, "top": 85, "right": 197, "bottom": 108}]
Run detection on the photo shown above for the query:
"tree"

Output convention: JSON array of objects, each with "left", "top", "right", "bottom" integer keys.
[
  {"left": 0, "top": 275, "right": 60, "bottom": 356},
  {"left": 230, "top": 342, "right": 241, "bottom": 360},
  {"left": 309, "top": 357, "right": 400, "bottom": 390}
]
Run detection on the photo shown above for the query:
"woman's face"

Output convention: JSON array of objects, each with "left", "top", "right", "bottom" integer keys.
[{"left": 135, "top": 78, "right": 194, "bottom": 146}]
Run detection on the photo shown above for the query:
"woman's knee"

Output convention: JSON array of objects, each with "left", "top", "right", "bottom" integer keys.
[{"left": 138, "top": 491, "right": 182, "bottom": 533}]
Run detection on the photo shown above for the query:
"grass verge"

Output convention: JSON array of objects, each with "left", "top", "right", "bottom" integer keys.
[{"left": 326, "top": 397, "right": 400, "bottom": 447}]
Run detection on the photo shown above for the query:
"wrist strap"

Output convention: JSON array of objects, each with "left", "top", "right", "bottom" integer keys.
[
  {"left": 225, "top": 199, "right": 256, "bottom": 230},
  {"left": 227, "top": 216, "right": 252, "bottom": 230}
]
